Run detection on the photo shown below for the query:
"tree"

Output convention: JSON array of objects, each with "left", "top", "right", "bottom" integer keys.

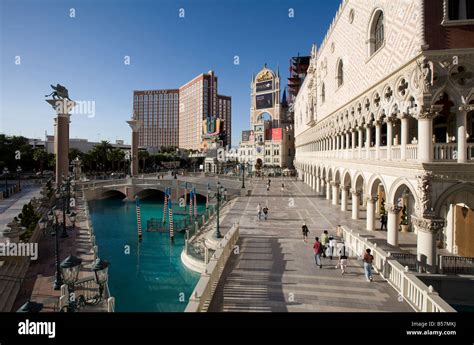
[
  {"left": 33, "top": 148, "right": 48, "bottom": 173},
  {"left": 108, "top": 148, "right": 125, "bottom": 172},
  {"left": 69, "top": 148, "right": 83, "bottom": 162},
  {"left": 138, "top": 150, "right": 149, "bottom": 172}
]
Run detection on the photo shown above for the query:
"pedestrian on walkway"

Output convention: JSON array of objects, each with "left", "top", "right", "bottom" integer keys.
[
  {"left": 302, "top": 223, "right": 310, "bottom": 242},
  {"left": 268, "top": 178, "right": 271, "bottom": 187},
  {"left": 281, "top": 183, "right": 285, "bottom": 192},
  {"left": 266, "top": 183, "right": 270, "bottom": 192},
  {"left": 257, "top": 203, "right": 262, "bottom": 220},
  {"left": 320, "top": 230, "right": 329, "bottom": 258},
  {"left": 335, "top": 242, "right": 348, "bottom": 275},
  {"left": 313, "top": 237, "right": 323, "bottom": 269},
  {"left": 262, "top": 206, "right": 269, "bottom": 220},
  {"left": 328, "top": 236, "right": 337, "bottom": 260},
  {"left": 380, "top": 213, "right": 387, "bottom": 230},
  {"left": 363, "top": 248, "right": 374, "bottom": 282}
]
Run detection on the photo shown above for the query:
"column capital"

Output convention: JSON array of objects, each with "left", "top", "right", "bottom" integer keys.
[
  {"left": 385, "top": 115, "right": 396, "bottom": 123},
  {"left": 350, "top": 188, "right": 361, "bottom": 196},
  {"left": 127, "top": 119, "right": 143, "bottom": 132},
  {"left": 330, "top": 181, "right": 339, "bottom": 187},
  {"left": 411, "top": 216, "right": 444, "bottom": 234},
  {"left": 386, "top": 203, "right": 402, "bottom": 214},
  {"left": 366, "top": 195, "right": 378, "bottom": 203},
  {"left": 340, "top": 185, "right": 350, "bottom": 191},
  {"left": 459, "top": 104, "right": 474, "bottom": 113},
  {"left": 364, "top": 123, "right": 372, "bottom": 129},
  {"left": 415, "top": 105, "right": 443, "bottom": 120}
]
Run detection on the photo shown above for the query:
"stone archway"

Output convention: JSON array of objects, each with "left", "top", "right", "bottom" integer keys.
[{"left": 435, "top": 183, "right": 474, "bottom": 256}]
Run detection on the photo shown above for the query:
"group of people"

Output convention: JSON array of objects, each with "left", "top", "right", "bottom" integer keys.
[{"left": 305, "top": 225, "right": 374, "bottom": 281}]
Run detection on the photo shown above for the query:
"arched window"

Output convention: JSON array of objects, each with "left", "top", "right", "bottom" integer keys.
[
  {"left": 337, "top": 60, "right": 344, "bottom": 87},
  {"left": 375, "top": 13, "right": 384, "bottom": 51},
  {"left": 368, "top": 10, "right": 384, "bottom": 56},
  {"left": 321, "top": 83, "right": 326, "bottom": 103}
]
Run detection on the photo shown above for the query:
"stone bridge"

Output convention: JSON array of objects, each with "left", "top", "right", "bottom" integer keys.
[{"left": 80, "top": 177, "right": 242, "bottom": 201}]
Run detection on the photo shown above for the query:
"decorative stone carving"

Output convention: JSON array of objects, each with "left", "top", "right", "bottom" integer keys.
[
  {"left": 416, "top": 171, "right": 434, "bottom": 217},
  {"left": 411, "top": 216, "right": 444, "bottom": 234},
  {"left": 366, "top": 196, "right": 378, "bottom": 203},
  {"left": 386, "top": 203, "right": 402, "bottom": 214},
  {"left": 350, "top": 188, "right": 361, "bottom": 197}
]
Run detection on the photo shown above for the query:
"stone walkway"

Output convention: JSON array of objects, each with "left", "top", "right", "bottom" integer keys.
[
  {"left": 207, "top": 179, "right": 413, "bottom": 312},
  {"left": 13, "top": 189, "right": 107, "bottom": 312},
  {"left": 0, "top": 187, "right": 41, "bottom": 236}
]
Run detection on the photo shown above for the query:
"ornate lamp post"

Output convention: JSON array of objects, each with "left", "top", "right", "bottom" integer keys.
[
  {"left": 241, "top": 163, "right": 246, "bottom": 189},
  {"left": 16, "top": 166, "right": 22, "bottom": 192},
  {"left": 59, "top": 255, "right": 110, "bottom": 312},
  {"left": 208, "top": 182, "right": 227, "bottom": 239},
  {"left": 16, "top": 300, "right": 43, "bottom": 313},
  {"left": 3, "top": 167, "right": 9, "bottom": 198},
  {"left": 41, "top": 207, "right": 64, "bottom": 290}
]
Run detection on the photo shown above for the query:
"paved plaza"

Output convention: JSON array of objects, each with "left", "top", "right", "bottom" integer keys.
[
  {"left": 0, "top": 187, "right": 41, "bottom": 235},
  {"left": 204, "top": 178, "right": 413, "bottom": 312}
]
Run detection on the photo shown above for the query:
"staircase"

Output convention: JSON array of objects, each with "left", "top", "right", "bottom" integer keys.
[{"left": 0, "top": 257, "right": 30, "bottom": 312}]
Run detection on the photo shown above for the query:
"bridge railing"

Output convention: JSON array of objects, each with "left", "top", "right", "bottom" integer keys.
[
  {"left": 439, "top": 255, "right": 474, "bottom": 275},
  {"left": 185, "top": 223, "right": 239, "bottom": 312},
  {"left": 341, "top": 226, "right": 456, "bottom": 312}
]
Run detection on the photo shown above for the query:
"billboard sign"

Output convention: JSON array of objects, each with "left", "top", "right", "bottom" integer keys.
[
  {"left": 256, "top": 93, "right": 273, "bottom": 110},
  {"left": 256, "top": 81, "right": 273, "bottom": 93}
]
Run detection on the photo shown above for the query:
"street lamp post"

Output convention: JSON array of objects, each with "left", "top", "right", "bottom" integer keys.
[
  {"left": 241, "top": 163, "right": 245, "bottom": 189},
  {"left": 17, "top": 166, "right": 22, "bottom": 192},
  {"left": 41, "top": 208, "right": 64, "bottom": 290},
  {"left": 3, "top": 167, "right": 9, "bottom": 198},
  {"left": 209, "top": 182, "right": 227, "bottom": 239}
]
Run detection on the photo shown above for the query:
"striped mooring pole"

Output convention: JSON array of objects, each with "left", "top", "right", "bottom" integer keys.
[
  {"left": 135, "top": 196, "right": 143, "bottom": 241},
  {"left": 162, "top": 187, "right": 169, "bottom": 224},
  {"left": 193, "top": 187, "right": 197, "bottom": 218},
  {"left": 189, "top": 189, "right": 193, "bottom": 220},
  {"left": 168, "top": 197, "right": 174, "bottom": 243}
]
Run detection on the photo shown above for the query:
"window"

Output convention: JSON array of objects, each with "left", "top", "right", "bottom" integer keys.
[
  {"left": 368, "top": 10, "right": 384, "bottom": 56},
  {"left": 321, "top": 83, "right": 325, "bottom": 103},
  {"left": 336, "top": 59, "right": 344, "bottom": 87},
  {"left": 447, "top": 0, "right": 474, "bottom": 20}
]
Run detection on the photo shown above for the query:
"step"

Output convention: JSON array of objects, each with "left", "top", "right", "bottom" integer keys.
[{"left": 0, "top": 259, "right": 30, "bottom": 312}]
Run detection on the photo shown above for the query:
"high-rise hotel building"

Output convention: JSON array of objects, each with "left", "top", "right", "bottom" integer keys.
[
  {"left": 133, "top": 89, "right": 179, "bottom": 148},
  {"left": 133, "top": 70, "right": 231, "bottom": 151}
]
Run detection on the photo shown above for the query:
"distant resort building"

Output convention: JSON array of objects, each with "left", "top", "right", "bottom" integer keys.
[{"left": 294, "top": 0, "right": 474, "bottom": 271}]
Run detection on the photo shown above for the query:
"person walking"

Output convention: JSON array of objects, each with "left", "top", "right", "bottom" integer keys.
[
  {"left": 335, "top": 242, "right": 348, "bottom": 275},
  {"left": 266, "top": 183, "right": 270, "bottom": 192},
  {"left": 320, "top": 230, "right": 329, "bottom": 258},
  {"left": 313, "top": 237, "right": 323, "bottom": 269},
  {"left": 262, "top": 206, "right": 269, "bottom": 220},
  {"left": 380, "top": 213, "right": 388, "bottom": 230},
  {"left": 363, "top": 248, "right": 374, "bottom": 282},
  {"left": 257, "top": 203, "right": 262, "bottom": 221},
  {"left": 302, "top": 223, "right": 310, "bottom": 242},
  {"left": 281, "top": 183, "right": 285, "bottom": 193}
]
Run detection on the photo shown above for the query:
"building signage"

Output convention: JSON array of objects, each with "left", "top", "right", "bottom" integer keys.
[
  {"left": 256, "top": 93, "right": 273, "bottom": 110},
  {"left": 256, "top": 81, "right": 273, "bottom": 93}
]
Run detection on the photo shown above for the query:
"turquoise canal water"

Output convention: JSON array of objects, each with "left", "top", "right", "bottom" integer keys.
[{"left": 88, "top": 197, "right": 205, "bottom": 312}]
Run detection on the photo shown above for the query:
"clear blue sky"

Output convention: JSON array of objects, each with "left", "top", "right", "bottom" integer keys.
[{"left": 0, "top": 0, "right": 341, "bottom": 147}]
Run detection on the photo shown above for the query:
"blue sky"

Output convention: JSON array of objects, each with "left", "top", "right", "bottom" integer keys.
[{"left": 0, "top": 0, "right": 341, "bottom": 147}]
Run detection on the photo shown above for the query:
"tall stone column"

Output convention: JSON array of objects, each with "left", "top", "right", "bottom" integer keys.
[
  {"left": 457, "top": 105, "right": 474, "bottom": 163},
  {"left": 365, "top": 124, "right": 372, "bottom": 159},
  {"left": 340, "top": 186, "right": 348, "bottom": 211},
  {"left": 346, "top": 132, "right": 350, "bottom": 150},
  {"left": 331, "top": 182, "right": 339, "bottom": 206},
  {"left": 46, "top": 98, "right": 75, "bottom": 185},
  {"left": 340, "top": 134, "right": 345, "bottom": 152},
  {"left": 401, "top": 114, "right": 409, "bottom": 160},
  {"left": 412, "top": 216, "right": 444, "bottom": 273},
  {"left": 127, "top": 117, "right": 143, "bottom": 177},
  {"left": 417, "top": 106, "right": 441, "bottom": 163},
  {"left": 351, "top": 189, "right": 360, "bottom": 220},
  {"left": 326, "top": 180, "right": 332, "bottom": 200},
  {"left": 386, "top": 116, "right": 394, "bottom": 160},
  {"left": 316, "top": 177, "right": 321, "bottom": 194},
  {"left": 358, "top": 127, "right": 363, "bottom": 159},
  {"left": 336, "top": 135, "right": 340, "bottom": 151},
  {"left": 375, "top": 120, "right": 381, "bottom": 159},
  {"left": 387, "top": 204, "right": 402, "bottom": 246},
  {"left": 366, "top": 196, "right": 377, "bottom": 231}
]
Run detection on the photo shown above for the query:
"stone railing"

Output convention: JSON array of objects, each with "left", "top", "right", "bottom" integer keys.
[
  {"left": 184, "top": 223, "right": 240, "bottom": 312},
  {"left": 341, "top": 226, "right": 456, "bottom": 312}
]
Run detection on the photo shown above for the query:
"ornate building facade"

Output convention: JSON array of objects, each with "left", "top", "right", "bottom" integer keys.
[
  {"left": 239, "top": 65, "right": 295, "bottom": 170},
  {"left": 294, "top": 0, "right": 474, "bottom": 272}
]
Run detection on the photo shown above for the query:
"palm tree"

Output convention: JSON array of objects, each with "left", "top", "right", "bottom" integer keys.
[
  {"left": 91, "top": 141, "right": 113, "bottom": 172},
  {"left": 69, "top": 148, "right": 83, "bottom": 162},
  {"left": 138, "top": 150, "right": 149, "bottom": 173},
  {"left": 108, "top": 148, "right": 125, "bottom": 172}
]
